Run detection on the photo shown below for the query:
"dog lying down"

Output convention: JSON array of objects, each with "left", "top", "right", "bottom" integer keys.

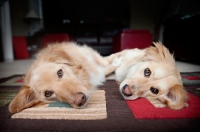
[
  {"left": 9, "top": 42, "right": 118, "bottom": 114},
  {"left": 110, "top": 42, "right": 188, "bottom": 110}
]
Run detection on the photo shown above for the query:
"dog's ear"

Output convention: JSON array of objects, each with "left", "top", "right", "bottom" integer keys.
[
  {"left": 147, "top": 84, "right": 188, "bottom": 110},
  {"left": 46, "top": 48, "right": 74, "bottom": 66},
  {"left": 9, "top": 85, "right": 40, "bottom": 114},
  {"left": 164, "top": 84, "right": 188, "bottom": 110}
]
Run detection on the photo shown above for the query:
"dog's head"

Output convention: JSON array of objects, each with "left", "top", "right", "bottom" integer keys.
[
  {"left": 119, "top": 42, "right": 188, "bottom": 110},
  {"left": 9, "top": 44, "right": 92, "bottom": 114}
]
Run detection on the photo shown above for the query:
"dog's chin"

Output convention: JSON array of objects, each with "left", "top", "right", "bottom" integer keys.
[
  {"left": 121, "top": 94, "right": 138, "bottom": 100},
  {"left": 78, "top": 102, "right": 88, "bottom": 108}
]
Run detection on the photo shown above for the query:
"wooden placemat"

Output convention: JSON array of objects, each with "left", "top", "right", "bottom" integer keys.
[{"left": 11, "top": 90, "right": 107, "bottom": 120}]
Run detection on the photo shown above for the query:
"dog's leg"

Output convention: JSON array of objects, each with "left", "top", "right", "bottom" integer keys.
[
  {"left": 103, "top": 50, "right": 128, "bottom": 76},
  {"left": 104, "top": 65, "right": 117, "bottom": 76},
  {"left": 104, "top": 51, "right": 124, "bottom": 64},
  {"left": 104, "top": 56, "right": 123, "bottom": 76}
]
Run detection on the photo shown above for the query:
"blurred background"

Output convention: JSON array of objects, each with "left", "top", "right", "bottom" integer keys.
[{"left": 0, "top": 0, "right": 200, "bottom": 64}]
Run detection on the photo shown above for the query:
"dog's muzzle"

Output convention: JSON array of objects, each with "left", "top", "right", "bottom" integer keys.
[{"left": 122, "top": 84, "right": 132, "bottom": 96}]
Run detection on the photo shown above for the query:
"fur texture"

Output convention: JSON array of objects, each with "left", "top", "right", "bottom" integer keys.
[
  {"left": 9, "top": 42, "right": 118, "bottom": 114},
  {"left": 111, "top": 42, "right": 188, "bottom": 110}
]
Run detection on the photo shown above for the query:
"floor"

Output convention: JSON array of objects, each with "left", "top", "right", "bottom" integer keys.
[{"left": 0, "top": 59, "right": 200, "bottom": 79}]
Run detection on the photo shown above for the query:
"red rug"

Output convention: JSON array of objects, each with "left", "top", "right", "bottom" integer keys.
[{"left": 126, "top": 92, "right": 200, "bottom": 119}]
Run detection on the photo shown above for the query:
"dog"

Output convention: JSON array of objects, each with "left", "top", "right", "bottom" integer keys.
[
  {"left": 9, "top": 42, "right": 118, "bottom": 114},
  {"left": 109, "top": 42, "right": 188, "bottom": 110}
]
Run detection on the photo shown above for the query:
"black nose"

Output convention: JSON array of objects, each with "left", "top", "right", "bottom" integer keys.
[
  {"left": 122, "top": 84, "right": 132, "bottom": 96},
  {"left": 74, "top": 92, "right": 86, "bottom": 107}
]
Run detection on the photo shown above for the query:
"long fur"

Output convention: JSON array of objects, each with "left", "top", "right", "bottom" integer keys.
[
  {"left": 111, "top": 42, "right": 188, "bottom": 110},
  {"left": 9, "top": 42, "right": 118, "bottom": 114}
]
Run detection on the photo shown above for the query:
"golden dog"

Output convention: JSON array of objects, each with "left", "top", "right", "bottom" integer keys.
[
  {"left": 9, "top": 42, "right": 118, "bottom": 114},
  {"left": 109, "top": 42, "right": 188, "bottom": 110}
]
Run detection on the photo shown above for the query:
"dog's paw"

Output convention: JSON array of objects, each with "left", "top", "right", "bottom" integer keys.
[
  {"left": 112, "top": 56, "right": 123, "bottom": 67},
  {"left": 147, "top": 97, "right": 167, "bottom": 108},
  {"left": 153, "top": 103, "right": 167, "bottom": 108}
]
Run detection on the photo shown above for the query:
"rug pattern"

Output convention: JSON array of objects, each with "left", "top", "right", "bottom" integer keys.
[
  {"left": 0, "top": 90, "right": 19, "bottom": 107},
  {"left": 0, "top": 76, "right": 200, "bottom": 131}
]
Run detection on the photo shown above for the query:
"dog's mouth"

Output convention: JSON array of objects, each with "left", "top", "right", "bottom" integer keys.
[{"left": 122, "top": 84, "right": 132, "bottom": 96}]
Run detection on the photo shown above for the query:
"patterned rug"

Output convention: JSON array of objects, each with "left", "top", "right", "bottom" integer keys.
[
  {"left": 0, "top": 75, "right": 24, "bottom": 86},
  {"left": 0, "top": 74, "right": 200, "bottom": 131},
  {"left": 0, "top": 90, "right": 19, "bottom": 107}
]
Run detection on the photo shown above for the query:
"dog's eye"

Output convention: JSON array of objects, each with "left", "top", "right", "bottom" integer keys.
[
  {"left": 45, "top": 91, "right": 53, "bottom": 97},
  {"left": 150, "top": 87, "right": 159, "bottom": 94},
  {"left": 144, "top": 68, "right": 151, "bottom": 77},
  {"left": 57, "top": 69, "right": 63, "bottom": 78}
]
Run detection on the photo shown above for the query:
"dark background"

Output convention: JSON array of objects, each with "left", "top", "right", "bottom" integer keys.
[{"left": 0, "top": 0, "right": 200, "bottom": 64}]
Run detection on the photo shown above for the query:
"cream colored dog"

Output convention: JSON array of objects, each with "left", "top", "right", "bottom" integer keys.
[
  {"left": 109, "top": 42, "right": 188, "bottom": 110},
  {"left": 9, "top": 42, "right": 118, "bottom": 114}
]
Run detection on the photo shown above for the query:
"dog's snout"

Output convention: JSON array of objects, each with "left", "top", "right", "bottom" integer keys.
[
  {"left": 74, "top": 92, "right": 86, "bottom": 107},
  {"left": 122, "top": 84, "right": 132, "bottom": 96}
]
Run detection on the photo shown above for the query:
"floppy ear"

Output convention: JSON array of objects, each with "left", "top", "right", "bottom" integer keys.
[
  {"left": 147, "top": 84, "right": 188, "bottom": 110},
  {"left": 46, "top": 48, "right": 74, "bottom": 66},
  {"left": 164, "top": 84, "right": 188, "bottom": 110},
  {"left": 9, "top": 85, "right": 41, "bottom": 114}
]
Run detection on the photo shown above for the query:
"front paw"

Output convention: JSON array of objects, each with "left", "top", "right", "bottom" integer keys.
[{"left": 147, "top": 97, "right": 167, "bottom": 108}]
